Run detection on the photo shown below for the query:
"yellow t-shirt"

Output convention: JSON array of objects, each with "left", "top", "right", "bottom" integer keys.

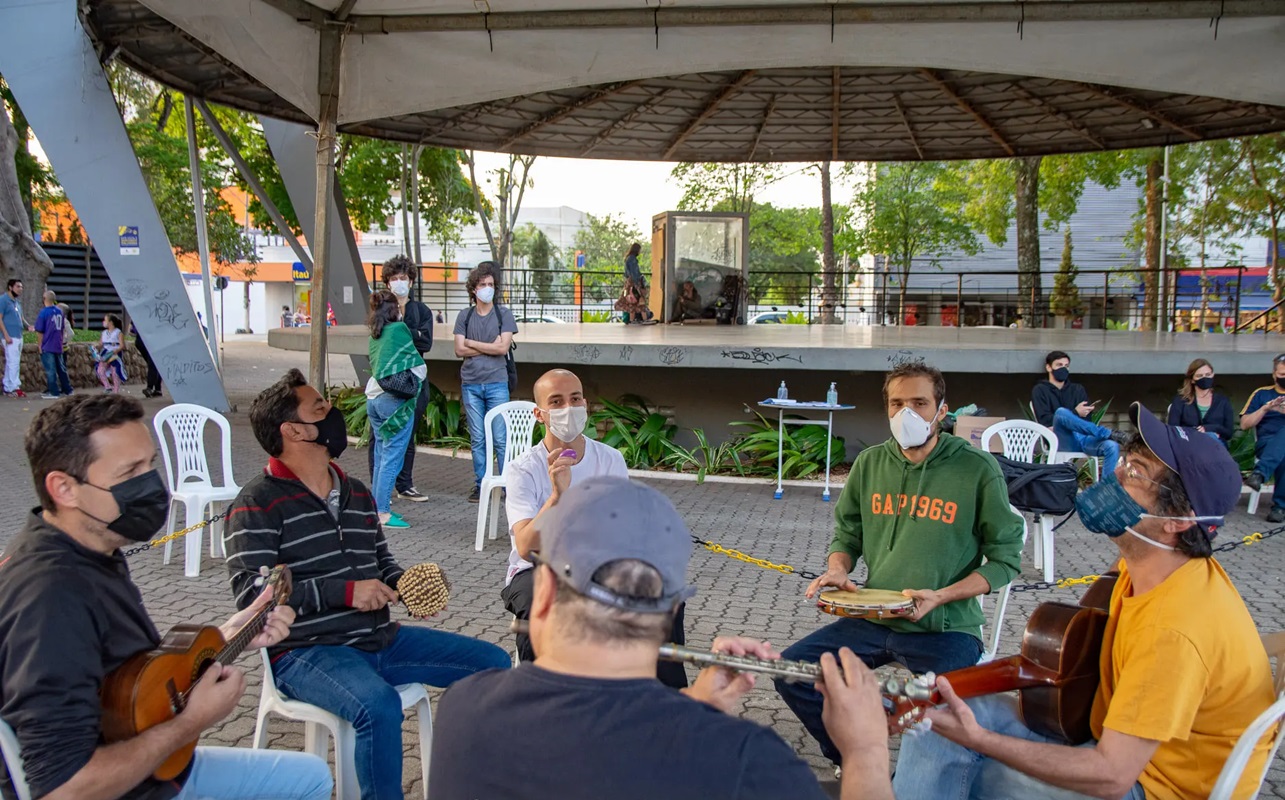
[{"left": 1090, "top": 558, "right": 1275, "bottom": 800}]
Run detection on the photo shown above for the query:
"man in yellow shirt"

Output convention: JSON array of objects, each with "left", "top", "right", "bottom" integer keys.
[{"left": 894, "top": 402, "right": 1275, "bottom": 800}]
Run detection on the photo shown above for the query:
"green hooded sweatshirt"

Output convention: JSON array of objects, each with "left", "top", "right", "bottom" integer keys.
[{"left": 828, "top": 432, "right": 1024, "bottom": 642}]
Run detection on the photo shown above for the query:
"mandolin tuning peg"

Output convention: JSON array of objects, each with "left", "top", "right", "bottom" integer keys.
[{"left": 259, "top": 565, "right": 271, "bottom": 576}]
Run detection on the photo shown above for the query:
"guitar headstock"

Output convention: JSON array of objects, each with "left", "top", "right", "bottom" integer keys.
[
  {"left": 880, "top": 671, "right": 939, "bottom": 735},
  {"left": 257, "top": 565, "right": 293, "bottom": 607}
]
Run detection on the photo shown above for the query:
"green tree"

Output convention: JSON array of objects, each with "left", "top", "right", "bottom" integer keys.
[
  {"left": 0, "top": 83, "right": 54, "bottom": 321},
  {"left": 746, "top": 203, "right": 820, "bottom": 306},
  {"left": 671, "top": 162, "right": 783, "bottom": 213},
  {"left": 1050, "top": 228, "right": 1082, "bottom": 321},
  {"left": 1164, "top": 140, "right": 1240, "bottom": 329},
  {"left": 528, "top": 229, "right": 556, "bottom": 303},
  {"left": 1227, "top": 134, "right": 1285, "bottom": 331},
  {"left": 573, "top": 213, "right": 649, "bottom": 301},
  {"left": 465, "top": 151, "right": 535, "bottom": 275},
  {"left": 0, "top": 79, "right": 53, "bottom": 230},
  {"left": 853, "top": 162, "right": 979, "bottom": 323}
]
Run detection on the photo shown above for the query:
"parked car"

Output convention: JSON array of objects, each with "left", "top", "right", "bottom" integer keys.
[{"left": 514, "top": 314, "right": 566, "bottom": 324}]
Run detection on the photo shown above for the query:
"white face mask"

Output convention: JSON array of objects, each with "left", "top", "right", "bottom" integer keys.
[
  {"left": 476, "top": 286, "right": 495, "bottom": 304},
  {"left": 1123, "top": 527, "right": 1177, "bottom": 552},
  {"left": 542, "top": 405, "right": 588, "bottom": 443},
  {"left": 889, "top": 403, "right": 943, "bottom": 450},
  {"left": 389, "top": 279, "right": 410, "bottom": 298}
]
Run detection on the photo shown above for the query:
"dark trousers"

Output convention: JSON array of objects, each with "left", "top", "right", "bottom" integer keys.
[
  {"left": 367, "top": 374, "right": 430, "bottom": 494},
  {"left": 501, "top": 567, "right": 690, "bottom": 689},
  {"left": 135, "top": 337, "right": 161, "bottom": 392},
  {"left": 774, "top": 617, "right": 982, "bottom": 765},
  {"left": 1255, "top": 433, "right": 1285, "bottom": 510},
  {"left": 40, "top": 352, "right": 71, "bottom": 396}
]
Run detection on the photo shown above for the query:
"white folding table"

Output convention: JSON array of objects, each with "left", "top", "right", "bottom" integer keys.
[{"left": 757, "top": 400, "right": 855, "bottom": 502}]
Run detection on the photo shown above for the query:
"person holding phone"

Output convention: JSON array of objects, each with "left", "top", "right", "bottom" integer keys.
[
  {"left": 1240, "top": 354, "right": 1285, "bottom": 522},
  {"left": 1032, "top": 351, "right": 1129, "bottom": 475}
]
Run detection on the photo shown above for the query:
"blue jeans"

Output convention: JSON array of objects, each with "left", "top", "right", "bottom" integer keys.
[
  {"left": 1052, "top": 407, "right": 1120, "bottom": 475},
  {"left": 462, "top": 381, "right": 510, "bottom": 488},
  {"left": 39, "top": 351, "right": 70, "bottom": 396},
  {"left": 892, "top": 694, "right": 1146, "bottom": 800},
  {"left": 272, "top": 625, "right": 510, "bottom": 800},
  {"left": 1252, "top": 431, "right": 1285, "bottom": 510},
  {"left": 177, "top": 747, "right": 332, "bottom": 799},
  {"left": 366, "top": 392, "right": 417, "bottom": 515},
  {"left": 775, "top": 617, "right": 982, "bottom": 764}
]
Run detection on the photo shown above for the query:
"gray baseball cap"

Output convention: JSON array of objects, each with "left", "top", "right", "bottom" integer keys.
[{"left": 530, "top": 476, "right": 696, "bottom": 613}]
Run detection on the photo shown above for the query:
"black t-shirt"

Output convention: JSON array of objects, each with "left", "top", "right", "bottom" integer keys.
[
  {"left": 429, "top": 663, "right": 827, "bottom": 800},
  {"left": 0, "top": 511, "right": 186, "bottom": 800}
]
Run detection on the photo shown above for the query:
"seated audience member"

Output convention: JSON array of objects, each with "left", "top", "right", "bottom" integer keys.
[
  {"left": 0, "top": 394, "right": 331, "bottom": 800},
  {"left": 894, "top": 404, "right": 1274, "bottom": 800},
  {"left": 430, "top": 477, "right": 895, "bottom": 800},
  {"left": 1167, "top": 358, "right": 1233, "bottom": 444},
  {"left": 1032, "top": 350, "right": 1129, "bottom": 473},
  {"left": 225, "top": 369, "right": 510, "bottom": 800},
  {"left": 1241, "top": 353, "right": 1285, "bottom": 522}
]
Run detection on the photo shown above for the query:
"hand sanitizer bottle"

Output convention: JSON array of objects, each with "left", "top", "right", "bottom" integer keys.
[
  {"left": 777, "top": 381, "right": 788, "bottom": 401},
  {"left": 827, "top": 382, "right": 838, "bottom": 406}
]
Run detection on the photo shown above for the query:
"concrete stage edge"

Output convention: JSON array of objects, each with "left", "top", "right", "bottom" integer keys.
[{"left": 271, "top": 324, "right": 1285, "bottom": 456}]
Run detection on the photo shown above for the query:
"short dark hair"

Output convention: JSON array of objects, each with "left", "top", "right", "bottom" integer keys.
[
  {"left": 25, "top": 394, "right": 145, "bottom": 511},
  {"left": 1045, "top": 350, "right": 1070, "bottom": 367},
  {"left": 6, "top": 279, "right": 20, "bottom": 290},
  {"left": 250, "top": 368, "right": 309, "bottom": 457},
  {"left": 551, "top": 559, "right": 672, "bottom": 645},
  {"left": 381, "top": 254, "right": 416, "bottom": 285},
  {"left": 882, "top": 362, "right": 946, "bottom": 407},
  {"left": 1121, "top": 437, "right": 1211, "bottom": 558},
  {"left": 466, "top": 261, "right": 501, "bottom": 303}
]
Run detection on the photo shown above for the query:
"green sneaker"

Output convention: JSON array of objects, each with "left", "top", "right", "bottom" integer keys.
[{"left": 383, "top": 512, "right": 411, "bottom": 529}]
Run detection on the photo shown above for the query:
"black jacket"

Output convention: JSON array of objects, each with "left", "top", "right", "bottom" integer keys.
[
  {"left": 1031, "top": 380, "right": 1090, "bottom": 428},
  {"left": 1168, "top": 392, "right": 1235, "bottom": 441},
  {"left": 402, "top": 300, "right": 434, "bottom": 355},
  {"left": 225, "top": 459, "right": 405, "bottom": 657}
]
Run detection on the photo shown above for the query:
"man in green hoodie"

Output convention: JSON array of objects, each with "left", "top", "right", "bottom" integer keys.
[{"left": 774, "top": 361, "right": 1024, "bottom": 770}]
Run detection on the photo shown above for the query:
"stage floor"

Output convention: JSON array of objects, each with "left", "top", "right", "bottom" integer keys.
[{"left": 270, "top": 323, "right": 1285, "bottom": 375}]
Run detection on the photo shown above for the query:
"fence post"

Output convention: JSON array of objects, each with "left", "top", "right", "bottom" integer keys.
[
  {"left": 956, "top": 274, "right": 963, "bottom": 327},
  {"left": 1234, "top": 266, "right": 1244, "bottom": 333}
]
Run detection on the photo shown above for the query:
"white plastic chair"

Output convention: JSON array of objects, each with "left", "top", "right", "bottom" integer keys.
[
  {"left": 978, "top": 505, "right": 1028, "bottom": 664},
  {"left": 1245, "top": 482, "right": 1273, "bottom": 516},
  {"left": 982, "top": 420, "right": 1060, "bottom": 583},
  {"left": 476, "top": 401, "right": 539, "bottom": 552},
  {"left": 153, "top": 404, "right": 241, "bottom": 578},
  {"left": 1209, "top": 631, "right": 1285, "bottom": 800},
  {"left": 0, "top": 717, "right": 32, "bottom": 800},
  {"left": 253, "top": 650, "right": 432, "bottom": 800}
]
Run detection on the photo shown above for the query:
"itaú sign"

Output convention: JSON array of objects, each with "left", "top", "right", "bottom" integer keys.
[{"left": 292, "top": 262, "right": 310, "bottom": 282}]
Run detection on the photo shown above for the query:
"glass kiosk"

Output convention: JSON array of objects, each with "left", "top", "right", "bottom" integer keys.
[{"left": 649, "top": 211, "right": 749, "bottom": 324}]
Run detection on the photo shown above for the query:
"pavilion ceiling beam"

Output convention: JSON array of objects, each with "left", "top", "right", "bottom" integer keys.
[
  {"left": 831, "top": 67, "right": 841, "bottom": 161},
  {"left": 891, "top": 94, "right": 924, "bottom": 159},
  {"left": 317, "top": 1, "right": 1280, "bottom": 34},
  {"left": 333, "top": 0, "right": 359, "bottom": 21},
  {"left": 1010, "top": 84, "right": 1107, "bottom": 148},
  {"left": 499, "top": 80, "right": 649, "bottom": 149},
  {"left": 746, "top": 95, "right": 778, "bottom": 161},
  {"left": 1075, "top": 83, "right": 1204, "bottom": 139},
  {"left": 582, "top": 89, "right": 674, "bottom": 156},
  {"left": 920, "top": 69, "right": 1015, "bottom": 156},
  {"left": 662, "top": 71, "right": 756, "bottom": 160}
]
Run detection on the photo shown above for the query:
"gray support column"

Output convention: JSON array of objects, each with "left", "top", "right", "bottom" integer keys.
[
  {"left": 184, "top": 96, "right": 220, "bottom": 372},
  {"left": 0, "top": 0, "right": 229, "bottom": 410},
  {"left": 308, "top": 27, "right": 342, "bottom": 389}
]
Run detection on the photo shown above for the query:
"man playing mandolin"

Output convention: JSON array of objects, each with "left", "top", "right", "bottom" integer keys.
[
  {"left": 894, "top": 403, "right": 1276, "bottom": 800},
  {"left": 0, "top": 394, "right": 332, "bottom": 800},
  {"left": 775, "top": 362, "right": 1025, "bottom": 773}
]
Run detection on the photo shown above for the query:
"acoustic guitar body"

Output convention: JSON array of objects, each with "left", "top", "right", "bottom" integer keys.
[
  {"left": 1018, "top": 601, "right": 1110, "bottom": 744},
  {"left": 100, "top": 624, "right": 226, "bottom": 781}
]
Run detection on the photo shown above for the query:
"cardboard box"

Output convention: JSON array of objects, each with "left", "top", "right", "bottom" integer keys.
[{"left": 953, "top": 416, "right": 1006, "bottom": 453}]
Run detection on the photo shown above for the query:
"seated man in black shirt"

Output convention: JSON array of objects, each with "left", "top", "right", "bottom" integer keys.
[
  {"left": 0, "top": 394, "right": 331, "bottom": 800},
  {"left": 1032, "top": 350, "right": 1129, "bottom": 474},
  {"left": 429, "top": 476, "right": 894, "bottom": 800}
]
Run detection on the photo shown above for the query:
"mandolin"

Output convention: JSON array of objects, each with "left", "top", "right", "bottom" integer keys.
[
  {"left": 99, "top": 565, "right": 292, "bottom": 780},
  {"left": 885, "top": 571, "right": 1117, "bottom": 743}
]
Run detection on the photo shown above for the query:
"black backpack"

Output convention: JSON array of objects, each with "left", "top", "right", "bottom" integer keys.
[{"left": 993, "top": 455, "right": 1079, "bottom": 516}]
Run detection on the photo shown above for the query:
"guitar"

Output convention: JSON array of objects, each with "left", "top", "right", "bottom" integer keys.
[
  {"left": 885, "top": 571, "right": 1117, "bottom": 743},
  {"left": 100, "top": 565, "right": 292, "bottom": 780}
]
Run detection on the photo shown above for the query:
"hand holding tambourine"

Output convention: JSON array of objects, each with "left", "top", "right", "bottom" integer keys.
[{"left": 397, "top": 563, "right": 451, "bottom": 619}]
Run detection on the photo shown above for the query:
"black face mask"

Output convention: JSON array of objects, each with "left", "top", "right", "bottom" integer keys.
[
  {"left": 304, "top": 407, "right": 349, "bottom": 459},
  {"left": 1276, "top": 377, "right": 1285, "bottom": 391},
  {"left": 1052, "top": 367, "right": 1070, "bottom": 382},
  {"left": 1194, "top": 376, "right": 1215, "bottom": 390},
  {"left": 80, "top": 470, "right": 171, "bottom": 542}
]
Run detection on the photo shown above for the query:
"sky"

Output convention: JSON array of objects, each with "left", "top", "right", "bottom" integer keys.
[{"left": 470, "top": 151, "right": 848, "bottom": 235}]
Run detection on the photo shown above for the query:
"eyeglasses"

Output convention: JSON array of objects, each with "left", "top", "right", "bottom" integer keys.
[{"left": 1121, "top": 459, "right": 1173, "bottom": 494}]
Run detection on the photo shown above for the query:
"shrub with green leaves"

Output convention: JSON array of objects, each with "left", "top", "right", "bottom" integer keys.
[
  {"left": 730, "top": 407, "right": 845, "bottom": 479},
  {"left": 589, "top": 395, "right": 678, "bottom": 469}
]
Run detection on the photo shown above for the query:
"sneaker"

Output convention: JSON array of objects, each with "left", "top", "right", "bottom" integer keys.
[
  {"left": 396, "top": 488, "right": 429, "bottom": 503},
  {"left": 1109, "top": 429, "right": 1131, "bottom": 445},
  {"left": 1245, "top": 472, "right": 1265, "bottom": 492},
  {"left": 12, "top": 389, "right": 25, "bottom": 398},
  {"left": 39, "top": 393, "right": 59, "bottom": 400},
  {"left": 383, "top": 512, "right": 411, "bottom": 529},
  {"left": 1267, "top": 507, "right": 1285, "bottom": 524},
  {"left": 468, "top": 486, "right": 481, "bottom": 503}
]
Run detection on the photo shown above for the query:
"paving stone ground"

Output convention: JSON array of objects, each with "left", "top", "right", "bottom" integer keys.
[{"left": 1, "top": 338, "right": 1282, "bottom": 798}]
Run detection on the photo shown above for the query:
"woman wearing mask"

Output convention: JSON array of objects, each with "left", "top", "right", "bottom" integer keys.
[
  {"left": 365, "top": 290, "right": 425, "bottom": 529},
  {"left": 1168, "top": 358, "right": 1234, "bottom": 443},
  {"left": 367, "top": 255, "right": 435, "bottom": 502}
]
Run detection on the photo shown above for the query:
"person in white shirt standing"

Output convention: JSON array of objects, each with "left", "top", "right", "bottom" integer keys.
[
  {"left": 0, "top": 279, "right": 28, "bottom": 398},
  {"left": 500, "top": 368, "right": 689, "bottom": 686}
]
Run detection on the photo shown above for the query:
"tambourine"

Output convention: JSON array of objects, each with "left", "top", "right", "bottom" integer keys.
[
  {"left": 817, "top": 588, "right": 916, "bottom": 619},
  {"left": 397, "top": 562, "right": 451, "bottom": 618}
]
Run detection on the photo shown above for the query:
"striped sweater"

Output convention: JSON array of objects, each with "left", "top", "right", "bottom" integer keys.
[{"left": 225, "top": 458, "right": 404, "bottom": 656}]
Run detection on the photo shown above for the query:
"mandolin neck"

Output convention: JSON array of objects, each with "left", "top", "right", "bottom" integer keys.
[
  {"left": 215, "top": 600, "right": 276, "bottom": 667},
  {"left": 932, "top": 656, "right": 1062, "bottom": 702}
]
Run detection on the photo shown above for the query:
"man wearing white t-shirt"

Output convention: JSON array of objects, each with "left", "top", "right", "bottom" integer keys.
[{"left": 500, "top": 368, "right": 689, "bottom": 687}]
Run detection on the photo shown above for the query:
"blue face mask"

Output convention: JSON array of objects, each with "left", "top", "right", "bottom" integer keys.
[{"left": 1075, "top": 474, "right": 1223, "bottom": 549}]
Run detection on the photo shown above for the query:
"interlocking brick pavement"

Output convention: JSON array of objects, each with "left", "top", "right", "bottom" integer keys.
[{"left": 0, "top": 338, "right": 1281, "bottom": 798}]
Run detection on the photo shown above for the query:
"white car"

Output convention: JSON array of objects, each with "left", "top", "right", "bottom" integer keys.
[
  {"left": 514, "top": 314, "right": 566, "bottom": 324},
  {"left": 749, "top": 311, "right": 793, "bottom": 324}
]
